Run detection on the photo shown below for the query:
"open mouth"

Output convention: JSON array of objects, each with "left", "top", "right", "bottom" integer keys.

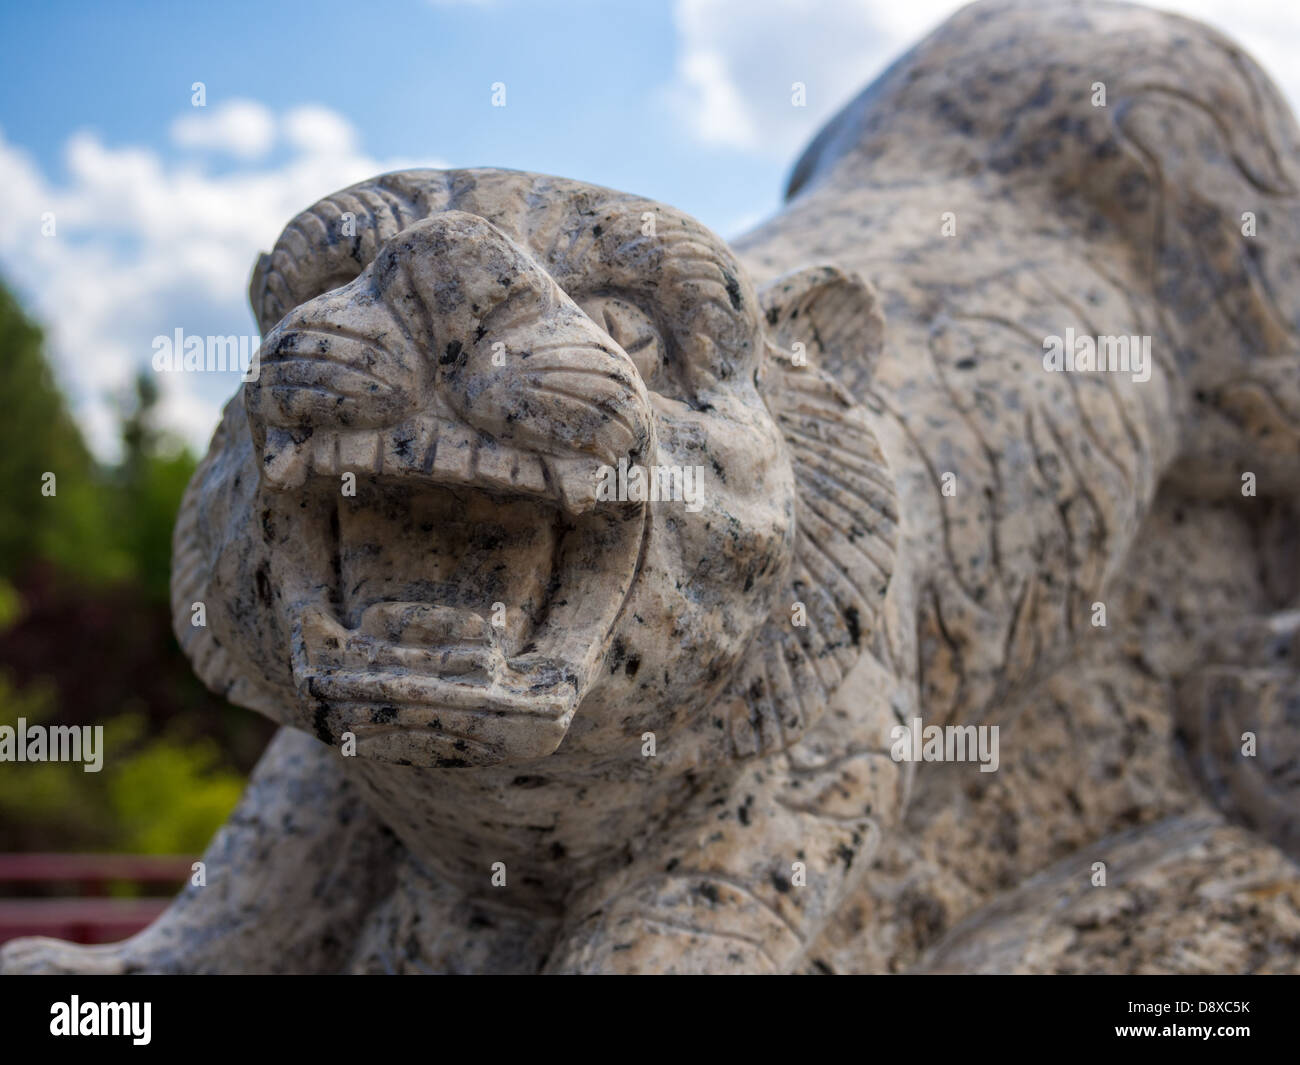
[{"left": 260, "top": 411, "right": 647, "bottom": 768}]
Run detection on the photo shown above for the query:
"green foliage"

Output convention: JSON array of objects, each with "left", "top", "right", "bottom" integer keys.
[
  {"left": 107, "top": 374, "right": 199, "bottom": 602},
  {"left": 0, "top": 680, "right": 243, "bottom": 855},
  {"left": 0, "top": 285, "right": 105, "bottom": 580},
  {"left": 106, "top": 737, "right": 244, "bottom": 854},
  {"left": 38, "top": 475, "right": 135, "bottom": 586},
  {"left": 0, "top": 286, "right": 197, "bottom": 596},
  {"left": 0, "top": 275, "right": 259, "bottom": 858},
  {"left": 0, "top": 677, "right": 86, "bottom": 840},
  {"left": 0, "top": 579, "right": 21, "bottom": 633}
]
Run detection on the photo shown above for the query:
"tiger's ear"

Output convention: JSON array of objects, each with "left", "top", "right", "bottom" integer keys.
[
  {"left": 724, "top": 265, "right": 897, "bottom": 759},
  {"left": 758, "top": 264, "right": 885, "bottom": 394}
]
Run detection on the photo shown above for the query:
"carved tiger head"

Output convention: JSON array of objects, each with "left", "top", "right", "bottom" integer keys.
[{"left": 172, "top": 169, "right": 896, "bottom": 769}]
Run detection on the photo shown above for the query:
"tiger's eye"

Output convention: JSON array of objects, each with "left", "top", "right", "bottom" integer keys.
[{"left": 580, "top": 296, "right": 665, "bottom": 385}]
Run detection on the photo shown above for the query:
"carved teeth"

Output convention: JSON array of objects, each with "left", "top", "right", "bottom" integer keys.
[
  {"left": 474, "top": 443, "right": 548, "bottom": 498},
  {"left": 259, "top": 415, "right": 552, "bottom": 504},
  {"left": 426, "top": 419, "right": 476, "bottom": 483},
  {"left": 336, "top": 431, "right": 381, "bottom": 472},
  {"left": 259, "top": 414, "right": 632, "bottom": 521},
  {"left": 545, "top": 455, "right": 604, "bottom": 516},
  {"left": 298, "top": 602, "right": 504, "bottom": 677},
  {"left": 300, "top": 603, "right": 350, "bottom": 647},
  {"left": 261, "top": 429, "right": 312, "bottom": 489}
]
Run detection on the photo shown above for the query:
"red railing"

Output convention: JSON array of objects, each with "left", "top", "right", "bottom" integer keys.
[{"left": 0, "top": 853, "right": 191, "bottom": 945}]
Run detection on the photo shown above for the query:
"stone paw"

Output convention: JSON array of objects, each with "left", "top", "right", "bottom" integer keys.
[
  {"left": 1176, "top": 610, "right": 1300, "bottom": 861},
  {"left": 0, "top": 935, "right": 132, "bottom": 975}
]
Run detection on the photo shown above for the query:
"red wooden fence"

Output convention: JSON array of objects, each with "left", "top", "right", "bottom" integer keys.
[{"left": 0, "top": 853, "right": 190, "bottom": 945}]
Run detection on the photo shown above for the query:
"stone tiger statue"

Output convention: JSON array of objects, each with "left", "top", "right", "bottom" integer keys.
[{"left": 6, "top": 0, "right": 1298, "bottom": 974}]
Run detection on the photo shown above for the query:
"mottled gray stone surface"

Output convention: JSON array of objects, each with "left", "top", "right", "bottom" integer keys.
[{"left": 4, "top": 0, "right": 1298, "bottom": 974}]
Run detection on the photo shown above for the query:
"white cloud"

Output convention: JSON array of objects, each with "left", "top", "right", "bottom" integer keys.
[
  {"left": 0, "top": 107, "right": 445, "bottom": 460},
  {"left": 10, "top": 1, "right": 1300, "bottom": 464},
  {"left": 283, "top": 105, "right": 359, "bottom": 156},
  {"left": 668, "top": 0, "right": 1300, "bottom": 159},
  {"left": 667, "top": 0, "right": 958, "bottom": 157},
  {"left": 677, "top": 47, "right": 758, "bottom": 149},
  {"left": 170, "top": 99, "right": 277, "bottom": 159}
]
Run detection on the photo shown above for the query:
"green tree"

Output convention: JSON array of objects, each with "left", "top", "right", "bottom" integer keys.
[
  {"left": 0, "top": 278, "right": 253, "bottom": 857},
  {"left": 0, "top": 285, "right": 119, "bottom": 581},
  {"left": 0, "top": 284, "right": 198, "bottom": 593},
  {"left": 110, "top": 372, "right": 197, "bottom": 602}
]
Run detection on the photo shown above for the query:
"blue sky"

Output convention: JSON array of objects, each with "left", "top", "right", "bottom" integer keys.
[
  {"left": 2, "top": 0, "right": 1296, "bottom": 456},
  {"left": 2, "top": 0, "right": 777, "bottom": 230}
]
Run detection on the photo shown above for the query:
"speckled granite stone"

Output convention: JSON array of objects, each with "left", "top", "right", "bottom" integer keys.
[{"left": 4, "top": 0, "right": 1298, "bottom": 974}]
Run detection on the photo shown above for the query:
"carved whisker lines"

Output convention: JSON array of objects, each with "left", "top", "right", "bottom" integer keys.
[
  {"left": 517, "top": 339, "right": 639, "bottom": 377},
  {"left": 261, "top": 348, "right": 397, "bottom": 390},
  {"left": 265, "top": 382, "right": 360, "bottom": 404},
  {"left": 520, "top": 363, "right": 631, "bottom": 386},
  {"left": 485, "top": 301, "right": 547, "bottom": 339},
  {"left": 282, "top": 316, "right": 397, "bottom": 352}
]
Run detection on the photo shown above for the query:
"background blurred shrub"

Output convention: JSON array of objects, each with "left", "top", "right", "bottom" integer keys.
[{"left": 0, "top": 279, "right": 273, "bottom": 858}]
